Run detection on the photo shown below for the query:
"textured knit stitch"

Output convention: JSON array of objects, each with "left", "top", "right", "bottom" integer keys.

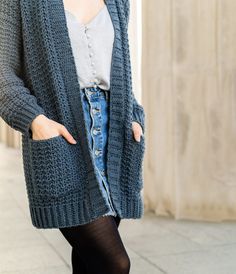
[{"left": 0, "top": 0, "right": 146, "bottom": 229}]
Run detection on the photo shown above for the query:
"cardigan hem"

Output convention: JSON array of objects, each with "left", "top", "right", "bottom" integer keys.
[{"left": 29, "top": 192, "right": 143, "bottom": 229}]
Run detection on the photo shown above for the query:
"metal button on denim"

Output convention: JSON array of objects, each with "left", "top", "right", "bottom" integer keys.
[
  {"left": 94, "top": 149, "right": 101, "bottom": 156},
  {"left": 92, "top": 128, "right": 100, "bottom": 135},
  {"left": 92, "top": 107, "right": 100, "bottom": 114}
]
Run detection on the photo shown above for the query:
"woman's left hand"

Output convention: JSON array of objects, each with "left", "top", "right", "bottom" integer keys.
[{"left": 132, "top": 121, "right": 143, "bottom": 142}]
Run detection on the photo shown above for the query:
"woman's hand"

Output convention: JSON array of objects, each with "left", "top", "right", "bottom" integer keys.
[
  {"left": 30, "top": 114, "right": 77, "bottom": 144},
  {"left": 132, "top": 121, "right": 143, "bottom": 142}
]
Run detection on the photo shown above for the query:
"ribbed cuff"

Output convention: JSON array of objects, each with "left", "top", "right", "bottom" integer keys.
[
  {"left": 29, "top": 191, "right": 144, "bottom": 229},
  {"left": 12, "top": 103, "right": 46, "bottom": 136}
]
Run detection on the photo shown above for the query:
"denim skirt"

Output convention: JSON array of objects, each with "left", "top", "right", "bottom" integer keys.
[{"left": 80, "top": 86, "right": 117, "bottom": 217}]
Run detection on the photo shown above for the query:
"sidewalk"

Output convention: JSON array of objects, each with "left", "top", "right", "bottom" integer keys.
[{"left": 1, "top": 142, "right": 236, "bottom": 274}]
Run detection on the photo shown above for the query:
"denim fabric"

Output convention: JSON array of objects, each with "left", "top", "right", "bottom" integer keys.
[{"left": 80, "top": 86, "right": 117, "bottom": 217}]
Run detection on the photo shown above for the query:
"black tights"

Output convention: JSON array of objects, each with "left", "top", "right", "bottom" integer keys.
[{"left": 59, "top": 215, "right": 130, "bottom": 274}]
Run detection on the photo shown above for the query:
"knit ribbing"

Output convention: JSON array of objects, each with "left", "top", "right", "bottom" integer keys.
[{"left": 0, "top": 0, "right": 146, "bottom": 228}]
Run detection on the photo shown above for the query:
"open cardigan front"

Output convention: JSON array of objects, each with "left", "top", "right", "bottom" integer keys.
[{"left": 0, "top": 0, "right": 146, "bottom": 228}]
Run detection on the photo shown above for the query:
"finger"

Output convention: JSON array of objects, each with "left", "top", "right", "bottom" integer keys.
[
  {"left": 59, "top": 126, "right": 77, "bottom": 144},
  {"left": 132, "top": 122, "right": 143, "bottom": 136},
  {"left": 133, "top": 129, "right": 141, "bottom": 142}
]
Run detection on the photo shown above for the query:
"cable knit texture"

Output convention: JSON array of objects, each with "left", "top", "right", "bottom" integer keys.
[{"left": 0, "top": 0, "right": 146, "bottom": 228}]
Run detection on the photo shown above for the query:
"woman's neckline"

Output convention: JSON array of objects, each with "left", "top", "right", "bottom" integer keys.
[{"left": 65, "top": 5, "right": 106, "bottom": 27}]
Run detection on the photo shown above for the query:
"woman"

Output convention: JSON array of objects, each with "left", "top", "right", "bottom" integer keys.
[{"left": 0, "top": 0, "right": 145, "bottom": 273}]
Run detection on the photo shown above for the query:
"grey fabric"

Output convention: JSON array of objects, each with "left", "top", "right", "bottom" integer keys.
[{"left": 64, "top": 5, "right": 114, "bottom": 90}]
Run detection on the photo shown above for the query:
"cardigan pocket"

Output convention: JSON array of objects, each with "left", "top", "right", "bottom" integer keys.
[
  {"left": 127, "top": 129, "right": 145, "bottom": 192},
  {"left": 28, "top": 135, "right": 81, "bottom": 198}
]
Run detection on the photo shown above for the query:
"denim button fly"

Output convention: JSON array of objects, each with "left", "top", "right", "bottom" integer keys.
[{"left": 80, "top": 86, "right": 117, "bottom": 217}]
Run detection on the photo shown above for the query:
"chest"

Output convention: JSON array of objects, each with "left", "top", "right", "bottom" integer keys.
[
  {"left": 62, "top": 0, "right": 106, "bottom": 24},
  {"left": 64, "top": 5, "right": 114, "bottom": 45},
  {"left": 20, "top": 0, "right": 128, "bottom": 95}
]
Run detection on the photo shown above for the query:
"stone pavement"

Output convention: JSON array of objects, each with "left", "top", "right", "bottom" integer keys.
[{"left": 1, "top": 142, "right": 236, "bottom": 274}]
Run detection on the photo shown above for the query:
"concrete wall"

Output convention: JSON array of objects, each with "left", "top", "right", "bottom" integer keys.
[{"left": 142, "top": 0, "right": 236, "bottom": 220}]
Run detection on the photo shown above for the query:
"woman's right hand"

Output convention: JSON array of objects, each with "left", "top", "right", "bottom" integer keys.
[{"left": 30, "top": 114, "right": 77, "bottom": 144}]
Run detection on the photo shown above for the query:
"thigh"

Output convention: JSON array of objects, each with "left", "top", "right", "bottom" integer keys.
[
  {"left": 70, "top": 215, "right": 121, "bottom": 274},
  {"left": 59, "top": 216, "right": 128, "bottom": 274}
]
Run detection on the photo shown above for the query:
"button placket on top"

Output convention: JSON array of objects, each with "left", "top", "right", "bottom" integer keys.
[
  {"left": 84, "top": 26, "right": 99, "bottom": 88},
  {"left": 84, "top": 87, "right": 117, "bottom": 216}
]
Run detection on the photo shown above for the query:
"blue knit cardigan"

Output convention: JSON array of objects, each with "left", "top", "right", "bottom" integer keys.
[{"left": 0, "top": 0, "right": 146, "bottom": 228}]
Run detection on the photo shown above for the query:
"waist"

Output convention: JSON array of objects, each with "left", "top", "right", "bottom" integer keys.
[{"left": 80, "top": 86, "right": 109, "bottom": 100}]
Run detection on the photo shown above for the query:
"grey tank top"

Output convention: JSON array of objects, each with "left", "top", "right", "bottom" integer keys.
[{"left": 64, "top": 5, "right": 114, "bottom": 90}]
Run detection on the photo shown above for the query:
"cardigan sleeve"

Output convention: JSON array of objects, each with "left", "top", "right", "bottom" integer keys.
[
  {"left": 0, "top": 0, "right": 46, "bottom": 136},
  {"left": 122, "top": 0, "right": 145, "bottom": 133}
]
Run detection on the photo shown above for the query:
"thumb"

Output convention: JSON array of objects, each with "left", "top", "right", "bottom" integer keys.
[
  {"left": 133, "top": 129, "right": 141, "bottom": 142},
  {"left": 59, "top": 125, "right": 77, "bottom": 144}
]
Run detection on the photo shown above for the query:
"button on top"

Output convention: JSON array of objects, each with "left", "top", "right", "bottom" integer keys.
[
  {"left": 84, "top": 28, "right": 97, "bottom": 82},
  {"left": 83, "top": 25, "right": 99, "bottom": 85},
  {"left": 64, "top": 5, "right": 114, "bottom": 90}
]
